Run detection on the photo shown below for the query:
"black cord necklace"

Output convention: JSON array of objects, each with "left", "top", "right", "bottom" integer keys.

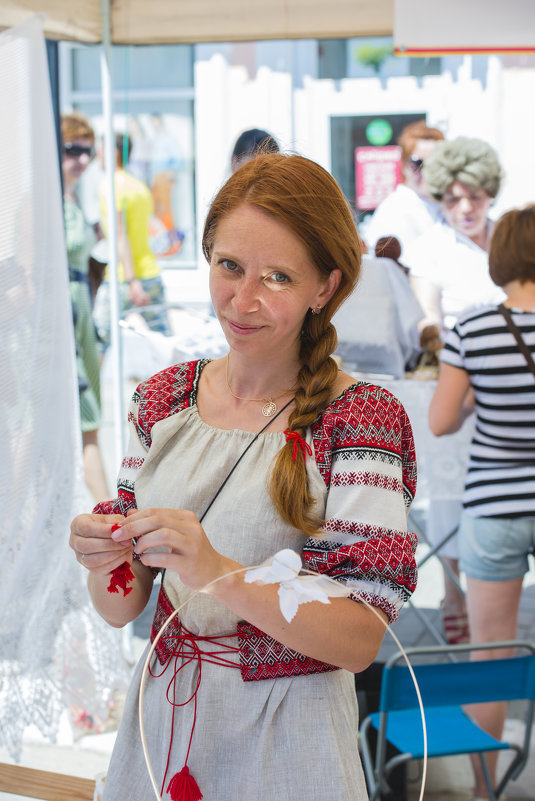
[{"left": 199, "top": 396, "right": 294, "bottom": 524}]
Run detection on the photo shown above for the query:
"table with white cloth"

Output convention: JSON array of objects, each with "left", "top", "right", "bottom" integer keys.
[{"left": 367, "top": 376, "right": 475, "bottom": 646}]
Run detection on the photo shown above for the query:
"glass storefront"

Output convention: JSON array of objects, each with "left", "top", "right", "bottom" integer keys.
[{"left": 59, "top": 42, "right": 197, "bottom": 267}]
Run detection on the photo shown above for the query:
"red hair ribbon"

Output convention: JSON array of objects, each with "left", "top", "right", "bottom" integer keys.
[{"left": 284, "top": 430, "right": 312, "bottom": 461}]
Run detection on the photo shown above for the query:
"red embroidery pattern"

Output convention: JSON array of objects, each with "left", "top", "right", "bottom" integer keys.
[
  {"left": 137, "top": 360, "right": 207, "bottom": 446},
  {"left": 237, "top": 621, "right": 337, "bottom": 682},
  {"left": 311, "top": 383, "right": 417, "bottom": 501},
  {"left": 304, "top": 536, "right": 418, "bottom": 595},
  {"left": 351, "top": 591, "right": 396, "bottom": 621},
  {"left": 93, "top": 488, "right": 136, "bottom": 517},
  {"left": 122, "top": 456, "right": 145, "bottom": 470},
  {"left": 150, "top": 586, "right": 337, "bottom": 682},
  {"left": 331, "top": 471, "right": 403, "bottom": 492},
  {"left": 323, "top": 519, "right": 407, "bottom": 539},
  {"left": 151, "top": 584, "right": 183, "bottom": 665}
]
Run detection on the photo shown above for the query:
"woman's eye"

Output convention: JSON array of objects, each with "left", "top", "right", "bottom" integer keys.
[
  {"left": 220, "top": 259, "right": 239, "bottom": 272},
  {"left": 268, "top": 272, "right": 290, "bottom": 284}
]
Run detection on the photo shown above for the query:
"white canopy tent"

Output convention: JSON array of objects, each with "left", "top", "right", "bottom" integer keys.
[{"left": 0, "top": 0, "right": 395, "bottom": 43}]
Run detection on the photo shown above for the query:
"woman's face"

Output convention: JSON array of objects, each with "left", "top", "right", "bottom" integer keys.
[
  {"left": 61, "top": 137, "right": 94, "bottom": 186},
  {"left": 441, "top": 180, "right": 493, "bottom": 242},
  {"left": 209, "top": 203, "right": 340, "bottom": 362}
]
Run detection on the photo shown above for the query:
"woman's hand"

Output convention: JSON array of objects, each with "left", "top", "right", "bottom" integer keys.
[
  {"left": 128, "top": 278, "right": 151, "bottom": 307},
  {"left": 111, "top": 508, "right": 235, "bottom": 592},
  {"left": 70, "top": 513, "right": 133, "bottom": 576}
]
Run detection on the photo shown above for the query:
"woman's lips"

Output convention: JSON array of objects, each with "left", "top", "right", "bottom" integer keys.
[{"left": 227, "top": 319, "right": 263, "bottom": 335}]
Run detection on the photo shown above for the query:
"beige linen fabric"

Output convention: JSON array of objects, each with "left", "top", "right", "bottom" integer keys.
[{"left": 102, "top": 406, "right": 368, "bottom": 800}]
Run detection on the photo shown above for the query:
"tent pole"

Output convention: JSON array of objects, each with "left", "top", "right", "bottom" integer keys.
[
  {"left": 100, "top": 0, "right": 125, "bottom": 468},
  {"left": 100, "top": 0, "right": 134, "bottom": 663}
]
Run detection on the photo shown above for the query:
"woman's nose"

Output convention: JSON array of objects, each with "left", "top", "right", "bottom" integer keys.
[
  {"left": 458, "top": 196, "right": 473, "bottom": 213},
  {"left": 232, "top": 278, "right": 261, "bottom": 312}
]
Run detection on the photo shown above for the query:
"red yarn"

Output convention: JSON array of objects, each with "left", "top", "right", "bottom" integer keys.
[
  {"left": 106, "top": 523, "right": 136, "bottom": 596},
  {"left": 167, "top": 766, "right": 203, "bottom": 801},
  {"left": 107, "top": 560, "right": 135, "bottom": 596},
  {"left": 156, "top": 621, "right": 242, "bottom": 799},
  {"left": 284, "top": 430, "right": 313, "bottom": 461}
]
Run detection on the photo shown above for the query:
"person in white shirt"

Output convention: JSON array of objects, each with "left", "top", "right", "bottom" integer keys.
[
  {"left": 406, "top": 137, "right": 505, "bottom": 338},
  {"left": 364, "top": 121, "right": 445, "bottom": 253},
  {"left": 406, "top": 136, "right": 505, "bottom": 645}
]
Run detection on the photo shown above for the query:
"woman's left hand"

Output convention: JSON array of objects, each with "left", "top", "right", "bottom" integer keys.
[{"left": 110, "top": 508, "right": 235, "bottom": 592}]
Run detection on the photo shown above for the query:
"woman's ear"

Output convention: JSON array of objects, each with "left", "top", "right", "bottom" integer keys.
[{"left": 317, "top": 268, "right": 342, "bottom": 307}]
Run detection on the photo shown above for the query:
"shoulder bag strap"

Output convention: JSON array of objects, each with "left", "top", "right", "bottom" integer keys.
[{"left": 497, "top": 303, "right": 535, "bottom": 377}]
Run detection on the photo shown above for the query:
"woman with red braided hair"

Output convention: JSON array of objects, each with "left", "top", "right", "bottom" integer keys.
[{"left": 70, "top": 153, "right": 417, "bottom": 801}]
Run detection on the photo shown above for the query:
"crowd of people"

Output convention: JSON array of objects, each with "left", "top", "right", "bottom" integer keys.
[
  {"left": 364, "top": 122, "right": 535, "bottom": 800},
  {"left": 61, "top": 113, "right": 534, "bottom": 801}
]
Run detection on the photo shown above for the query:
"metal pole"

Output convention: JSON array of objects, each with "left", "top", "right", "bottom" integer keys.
[
  {"left": 100, "top": 0, "right": 125, "bottom": 468},
  {"left": 99, "top": 0, "right": 134, "bottom": 662}
]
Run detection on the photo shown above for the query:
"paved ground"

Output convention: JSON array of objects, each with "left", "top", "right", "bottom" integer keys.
[{"left": 2, "top": 323, "right": 534, "bottom": 801}]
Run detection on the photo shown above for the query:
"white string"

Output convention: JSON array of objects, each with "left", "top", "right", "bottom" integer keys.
[{"left": 138, "top": 563, "right": 427, "bottom": 801}]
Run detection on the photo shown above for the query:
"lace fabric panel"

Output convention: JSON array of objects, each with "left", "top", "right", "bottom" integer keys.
[{"left": 0, "top": 16, "right": 130, "bottom": 760}]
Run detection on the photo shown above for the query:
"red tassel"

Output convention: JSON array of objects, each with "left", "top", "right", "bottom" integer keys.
[
  {"left": 106, "top": 523, "right": 135, "bottom": 597},
  {"left": 167, "top": 766, "right": 203, "bottom": 801},
  {"left": 107, "top": 560, "right": 135, "bottom": 596}
]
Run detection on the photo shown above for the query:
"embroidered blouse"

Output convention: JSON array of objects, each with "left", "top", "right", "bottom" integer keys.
[{"left": 95, "top": 359, "right": 417, "bottom": 627}]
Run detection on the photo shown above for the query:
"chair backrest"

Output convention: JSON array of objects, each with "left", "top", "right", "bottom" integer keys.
[{"left": 380, "top": 651, "right": 535, "bottom": 713}]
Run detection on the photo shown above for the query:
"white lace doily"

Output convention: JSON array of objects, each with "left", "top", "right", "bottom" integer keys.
[{"left": 0, "top": 17, "right": 130, "bottom": 760}]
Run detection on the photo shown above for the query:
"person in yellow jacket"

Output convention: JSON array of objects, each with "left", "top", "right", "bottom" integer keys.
[{"left": 93, "top": 134, "right": 170, "bottom": 350}]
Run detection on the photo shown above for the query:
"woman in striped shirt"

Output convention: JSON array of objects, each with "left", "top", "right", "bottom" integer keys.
[{"left": 429, "top": 205, "right": 535, "bottom": 800}]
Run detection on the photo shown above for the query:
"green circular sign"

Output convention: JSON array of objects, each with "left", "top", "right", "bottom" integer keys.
[{"left": 366, "top": 119, "right": 393, "bottom": 146}]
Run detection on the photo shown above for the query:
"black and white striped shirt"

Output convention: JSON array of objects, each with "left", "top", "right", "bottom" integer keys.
[{"left": 442, "top": 305, "right": 535, "bottom": 518}]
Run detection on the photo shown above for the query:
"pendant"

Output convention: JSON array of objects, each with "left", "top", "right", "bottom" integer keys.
[{"left": 262, "top": 399, "right": 277, "bottom": 417}]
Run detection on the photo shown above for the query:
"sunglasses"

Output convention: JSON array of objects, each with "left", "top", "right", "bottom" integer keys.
[
  {"left": 63, "top": 143, "right": 95, "bottom": 159},
  {"left": 408, "top": 157, "right": 424, "bottom": 172}
]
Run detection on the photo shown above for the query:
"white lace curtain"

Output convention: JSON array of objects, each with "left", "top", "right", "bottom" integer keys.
[{"left": 0, "top": 16, "right": 130, "bottom": 760}]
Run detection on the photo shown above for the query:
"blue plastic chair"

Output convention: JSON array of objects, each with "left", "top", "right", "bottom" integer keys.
[{"left": 359, "top": 640, "right": 535, "bottom": 801}]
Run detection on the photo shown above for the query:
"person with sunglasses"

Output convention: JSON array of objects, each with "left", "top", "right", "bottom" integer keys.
[
  {"left": 61, "top": 113, "right": 110, "bottom": 504},
  {"left": 364, "top": 120, "right": 445, "bottom": 254}
]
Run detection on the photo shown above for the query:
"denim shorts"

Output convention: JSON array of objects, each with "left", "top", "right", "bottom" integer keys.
[{"left": 459, "top": 512, "right": 535, "bottom": 582}]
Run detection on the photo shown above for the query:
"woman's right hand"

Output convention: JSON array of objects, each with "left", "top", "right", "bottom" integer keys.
[{"left": 70, "top": 513, "right": 133, "bottom": 576}]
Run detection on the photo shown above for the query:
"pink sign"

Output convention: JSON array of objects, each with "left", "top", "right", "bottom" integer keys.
[{"left": 355, "top": 146, "right": 403, "bottom": 210}]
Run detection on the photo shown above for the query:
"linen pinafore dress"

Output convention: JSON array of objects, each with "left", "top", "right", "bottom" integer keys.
[{"left": 101, "top": 404, "right": 368, "bottom": 801}]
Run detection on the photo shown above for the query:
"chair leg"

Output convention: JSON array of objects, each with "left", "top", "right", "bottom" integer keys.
[{"left": 479, "top": 753, "right": 497, "bottom": 801}]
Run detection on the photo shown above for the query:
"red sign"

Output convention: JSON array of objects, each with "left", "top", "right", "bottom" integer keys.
[{"left": 355, "top": 146, "right": 402, "bottom": 210}]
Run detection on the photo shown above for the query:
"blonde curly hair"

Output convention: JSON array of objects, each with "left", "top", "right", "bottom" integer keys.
[{"left": 423, "top": 137, "right": 502, "bottom": 200}]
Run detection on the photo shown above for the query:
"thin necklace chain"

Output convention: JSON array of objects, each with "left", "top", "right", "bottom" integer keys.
[{"left": 225, "top": 355, "right": 293, "bottom": 417}]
